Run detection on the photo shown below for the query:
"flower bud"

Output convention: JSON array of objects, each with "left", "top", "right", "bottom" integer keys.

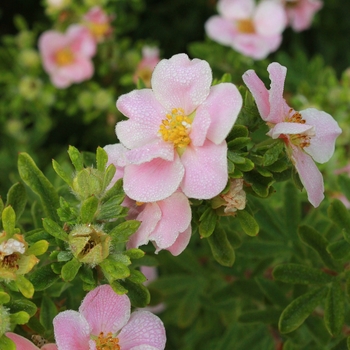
[
  {"left": 72, "top": 168, "right": 104, "bottom": 200},
  {"left": 18, "top": 76, "right": 42, "bottom": 100}
]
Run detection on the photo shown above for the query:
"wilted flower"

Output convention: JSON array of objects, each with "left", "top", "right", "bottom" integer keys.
[
  {"left": 53, "top": 284, "right": 166, "bottom": 349},
  {"left": 282, "top": 0, "right": 323, "bottom": 32},
  {"left": 6, "top": 332, "right": 57, "bottom": 350},
  {"left": 83, "top": 6, "right": 112, "bottom": 42},
  {"left": 242, "top": 62, "right": 342, "bottom": 207},
  {"left": 205, "top": 0, "right": 287, "bottom": 60},
  {"left": 134, "top": 46, "right": 161, "bottom": 87},
  {"left": 38, "top": 25, "right": 96, "bottom": 88},
  {"left": 116, "top": 53, "right": 242, "bottom": 202}
]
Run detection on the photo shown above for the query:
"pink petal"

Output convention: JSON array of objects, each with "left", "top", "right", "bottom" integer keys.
[
  {"left": 104, "top": 143, "right": 128, "bottom": 184},
  {"left": 205, "top": 16, "right": 238, "bottom": 47},
  {"left": 67, "top": 25, "right": 96, "bottom": 57},
  {"left": 267, "top": 62, "right": 288, "bottom": 124},
  {"left": 148, "top": 192, "right": 192, "bottom": 251},
  {"left": 166, "top": 225, "right": 192, "bottom": 256},
  {"left": 53, "top": 310, "right": 91, "bottom": 350},
  {"left": 190, "top": 107, "right": 211, "bottom": 147},
  {"left": 118, "top": 311, "right": 166, "bottom": 350},
  {"left": 151, "top": 54, "right": 212, "bottom": 115},
  {"left": 127, "top": 203, "right": 162, "bottom": 249},
  {"left": 254, "top": 1, "right": 286, "bottom": 36},
  {"left": 198, "top": 83, "right": 242, "bottom": 144},
  {"left": 267, "top": 122, "right": 314, "bottom": 139},
  {"left": 57, "top": 56, "right": 94, "bottom": 82},
  {"left": 116, "top": 90, "right": 166, "bottom": 149},
  {"left": 288, "top": 0, "right": 323, "bottom": 32},
  {"left": 123, "top": 156, "right": 184, "bottom": 202},
  {"left": 181, "top": 140, "right": 228, "bottom": 199},
  {"left": 242, "top": 69, "right": 270, "bottom": 120},
  {"left": 300, "top": 108, "right": 342, "bottom": 164},
  {"left": 42, "top": 345, "right": 58, "bottom": 350},
  {"left": 140, "top": 266, "right": 158, "bottom": 285},
  {"left": 125, "top": 141, "right": 174, "bottom": 164},
  {"left": 50, "top": 73, "right": 71, "bottom": 89},
  {"left": 5, "top": 333, "right": 41, "bottom": 350},
  {"left": 218, "top": 0, "right": 254, "bottom": 19},
  {"left": 79, "top": 285, "right": 131, "bottom": 335},
  {"left": 291, "top": 145, "right": 324, "bottom": 208}
]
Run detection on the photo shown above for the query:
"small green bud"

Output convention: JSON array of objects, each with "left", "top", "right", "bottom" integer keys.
[
  {"left": 0, "top": 305, "right": 10, "bottom": 337},
  {"left": 72, "top": 168, "right": 104, "bottom": 200},
  {"left": 18, "top": 49, "right": 40, "bottom": 68},
  {"left": 18, "top": 76, "right": 42, "bottom": 101}
]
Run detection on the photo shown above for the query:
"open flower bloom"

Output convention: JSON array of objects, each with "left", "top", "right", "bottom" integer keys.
[
  {"left": 53, "top": 284, "right": 166, "bottom": 350},
  {"left": 205, "top": 0, "right": 287, "bottom": 60},
  {"left": 83, "top": 6, "right": 112, "bottom": 42},
  {"left": 134, "top": 46, "right": 160, "bottom": 87},
  {"left": 116, "top": 53, "right": 242, "bottom": 202},
  {"left": 104, "top": 143, "right": 192, "bottom": 256},
  {"left": 283, "top": 0, "right": 323, "bottom": 32},
  {"left": 6, "top": 332, "right": 57, "bottom": 350},
  {"left": 242, "top": 62, "right": 342, "bottom": 207},
  {"left": 38, "top": 25, "right": 96, "bottom": 88}
]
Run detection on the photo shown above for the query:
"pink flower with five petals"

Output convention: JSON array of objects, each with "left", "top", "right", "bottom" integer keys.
[
  {"left": 83, "top": 6, "right": 113, "bottom": 42},
  {"left": 242, "top": 62, "right": 341, "bottom": 207},
  {"left": 53, "top": 284, "right": 166, "bottom": 349},
  {"left": 115, "top": 53, "right": 242, "bottom": 203},
  {"left": 5, "top": 332, "right": 57, "bottom": 350},
  {"left": 205, "top": 0, "right": 287, "bottom": 60}
]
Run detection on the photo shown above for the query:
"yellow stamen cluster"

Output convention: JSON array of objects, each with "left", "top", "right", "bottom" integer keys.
[
  {"left": 287, "top": 110, "right": 313, "bottom": 148},
  {"left": 237, "top": 19, "right": 255, "bottom": 34},
  {"left": 95, "top": 332, "right": 120, "bottom": 350},
  {"left": 55, "top": 48, "right": 74, "bottom": 66},
  {"left": 89, "top": 23, "right": 110, "bottom": 39},
  {"left": 158, "top": 108, "right": 192, "bottom": 149}
]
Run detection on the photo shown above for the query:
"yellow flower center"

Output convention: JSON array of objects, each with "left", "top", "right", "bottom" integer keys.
[
  {"left": 55, "top": 48, "right": 74, "bottom": 66},
  {"left": 286, "top": 110, "right": 314, "bottom": 149},
  {"left": 89, "top": 23, "right": 110, "bottom": 39},
  {"left": 95, "top": 332, "right": 120, "bottom": 350},
  {"left": 237, "top": 19, "right": 255, "bottom": 34},
  {"left": 158, "top": 108, "right": 192, "bottom": 150}
]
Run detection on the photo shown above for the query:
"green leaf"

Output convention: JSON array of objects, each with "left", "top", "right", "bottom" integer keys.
[
  {"left": 227, "top": 137, "right": 251, "bottom": 150},
  {"left": 102, "top": 164, "right": 116, "bottom": 192},
  {"left": 150, "top": 275, "right": 198, "bottom": 295},
  {"left": 0, "top": 292, "right": 10, "bottom": 304},
  {"left": 42, "top": 218, "right": 68, "bottom": 241},
  {"left": 236, "top": 158, "right": 255, "bottom": 172},
  {"left": 207, "top": 227, "right": 235, "bottom": 267},
  {"left": 6, "top": 182, "right": 27, "bottom": 221},
  {"left": 28, "top": 264, "right": 60, "bottom": 291},
  {"left": 228, "top": 125, "right": 249, "bottom": 139},
  {"left": 120, "top": 279, "right": 150, "bottom": 308},
  {"left": 26, "top": 240, "right": 49, "bottom": 256},
  {"left": 227, "top": 151, "right": 246, "bottom": 164},
  {"left": 284, "top": 181, "right": 300, "bottom": 238},
  {"left": 324, "top": 280, "right": 345, "bottom": 336},
  {"left": 199, "top": 207, "right": 217, "bottom": 238},
  {"left": 244, "top": 171, "right": 275, "bottom": 197},
  {"left": 278, "top": 286, "right": 327, "bottom": 334},
  {"left": 328, "top": 199, "right": 350, "bottom": 243},
  {"left": 18, "top": 153, "right": 59, "bottom": 222},
  {"left": 255, "top": 277, "right": 289, "bottom": 308},
  {"left": 338, "top": 174, "right": 350, "bottom": 202},
  {"left": 80, "top": 195, "right": 99, "bottom": 223},
  {"left": 298, "top": 225, "right": 340, "bottom": 271},
  {"left": 128, "top": 269, "right": 147, "bottom": 284},
  {"left": 15, "top": 275, "right": 34, "bottom": 298},
  {"left": 52, "top": 159, "right": 73, "bottom": 186},
  {"left": 262, "top": 140, "right": 284, "bottom": 166},
  {"left": 61, "top": 258, "right": 82, "bottom": 282},
  {"left": 273, "top": 264, "right": 334, "bottom": 285},
  {"left": 101, "top": 178, "right": 123, "bottom": 203},
  {"left": 2, "top": 206, "right": 16, "bottom": 237},
  {"left": 327, "top": 240, "right": 350, "bottom": 260},
  {"left": 5, "top": 298, "right": 37, "bottom": 317},
  {"left": 238, "top": 308, "right": 281, "bottom": 324},
  {"left": 236, "top": 210, "right": 259, "bottom": 236},
  {"left": 109, "top": 220, "right": 141, "bottom": 243},
  {"left": 40, "top": 296, "right": 57, "bottom": 331},
  {"left": 100, "top": 258, "right": 130, "bottom": 281},
  {"left": 96, "top": 146, "right": 108, "bottom": 172},
  {"left": 97, "top": 195, "right": 127, "bottom": 220},
  {"left": 68, "top": 145, "right": 84, "bottom": 171},
  {"left": 347, "top": 336, "right": 350, "bottom": 350},
  {"left": 0, "top": 335, "right": 16, "bottom": 350},
  {"left": 124, "top": 248, "right": 145, "bottom": 259}
]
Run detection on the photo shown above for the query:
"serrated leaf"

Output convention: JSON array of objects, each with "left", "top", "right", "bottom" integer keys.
[
  {"left": 236, "top": 209, "right": 259, "bottom": 236},
  {"left": 279, "top": 286, "right": 327, "bottom": 334},
  {"left": 28, "top": 264, "right": 60, "bottom": 291},
  {"left": 68, "top": 146, "right": 84, "bottom": 171},
  {"left": 52, "top": 159, "right": 73, "bottom": 186},
  {"left": 324, "top": 280, "right": 345, "bottom": 336},
  {"left": 6, "top": 182, "right": 27, "bottom": 221},
  {"left": 61, "top": 258, "right": 82, "bottom": 282},
  {"left": 18, "top": 153, "right": 59, "bottom": 221},
  {"left": 40, "top": 296, "right": 57, "bottom": 331},
  {"left": 199, "top": 207, "right": 217, "bottom": 238},
  {"left": 80, "top": 195, "right": 99, "bottom": 223},
  {"left": 207, "top": 226, "right": 235, "bottom": 266},
  {"left": 42, "top": 218, "right": 68, "bottom": 241},
  {"left": 328, "top": 199, "right": 350, "bottom": 243},
  {"left": 273, "top": 263, "right": 334, "bottom": 285}
]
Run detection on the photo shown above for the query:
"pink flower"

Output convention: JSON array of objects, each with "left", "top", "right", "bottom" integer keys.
[
  {"left": 38, "top": 25, "right": 96, "bottom": 88},
  {"left": 83, "top": 6, "right": 112, "bottom": 42},
  {"left": 205, "top": 0, "right": 287, "bottom": 60},
  {"left": 53, "top": 284, "right": 166, "bottom": 350},
  {"left": 283, "top": 0, "right": 323, "bottom": 32},
  {"left": 104, "top": 143, "right": 192, "bottom": 256},
  {"left": 5, "top": 332, "right": 57, "bottom": 350},
  {"left": 115, "top": 53, "right": 242, "bottom": 202},
  {"left": 242, "top": 62, "right": 341, "bottom": 207},
  {"left": 134, "top": 46, "right": 161, "bottom": 87}
]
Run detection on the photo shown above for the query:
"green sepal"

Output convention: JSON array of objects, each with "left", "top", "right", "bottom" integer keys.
[
  {"left": 278, "top": 286, "right": 327, "bottom": 334},
  {"left": 68, "top": 145, "right": 84, "bottom": 171},
  {"left": 109, "top": 220, "right": 141, "bottom": 243},
  {"left": 324, "top": 280, "right": 345, "bottom": 336},
  {"left": 28, "top": 264, "right": 60, "bottom": 291},
  {"left": 100, "top": 258, "right": 130, "bottom": 281},
  {"left": 61, "top": 258, "right": 82, "bottom": 282},
  {"left": 207, "top": 227, "right": 235, "bottom": 267},
  {"left": 26, "top": 240, "right": 49, "bottom": 256},
  {"left": 42, "top": 218, "right": 68, "bottom": 241},
  {"left": 52, "top": 159, "right": 73, "bottom": 186},
  {"left": 0, "top": 292, "right": 10, "bottom": 304},
  {"left": 120, "top": 279, "right": 150, "bottom": 308},
  {"left": 328, "top": 199, "right": 350, "bottom": 243},
  {"left": 2, "top": 206, "right": 16, "bottom": 237},
  {"left": 273, "top": 263, "right": 334, "bottom": 285},
  {"left": 6, "top": 182, "right": 27, "bottom": 221},
  {"left": 0, "top": 335, "right": 16, "bottom": 350},
  {"left": 96, "top": 146, "right": 108, "bottom": 172},
  {"left": 199, "top": 207, "right": 217, "bottom": 238},
  {"left": 18, "top": 153, "right": 59, "bottom": 222},
  {"left": 5, "top": 298, "right": 37, "bottom": 317},
  {"left": 236, "top": 209, "right": 259, "bottom": 236},
  {"left": 80, "top": 195, "right": 99, "bottom": 224},
  {"left": 124, "top": 248, "right": 145, "bottom": 259},
  {"left": 16, "top": 275, "right": 34, "bottom": 299},
  {"left": 40, "top": 295, "right": 58, "bottom": 331}
]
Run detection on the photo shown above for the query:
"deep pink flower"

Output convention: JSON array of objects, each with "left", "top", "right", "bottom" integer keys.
[
  {"left": 134, "top": 46, "right": 161, "bottom": 87},
  {"left": 5, "top": 332, "right": 57, "bottom": 350},
  {"left": 53, "top": 284, "right": 166, "bottom": 350},
  {"left": 104, "top": 143, "right": 192, "bottom": 256},
  {"left": 83, "top": 6, "right": 112, "bottom": 42},
  {"left": 242, "top": 62, "right": 342, "bottom": 207},
  {"left": 283, "top": 0, "right": 323, "bottom": 32},
  {"left": 38, "top": 25, "right": 96, "bottom": 88},
  {"left": 115, "top": 53, "right": 242, "bottom": 202},
  {"left": 205, "top": 0, "right": 287, "bottom": 60}
]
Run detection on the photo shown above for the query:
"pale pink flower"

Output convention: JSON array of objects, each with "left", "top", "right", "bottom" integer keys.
[
  {"left": 5, "top": 332, "right": 57, "bottom": 350},
  {"left": 83, "top": 6, "right": 112, "bottom": 42},
  {"left": 104, "top": 143, "right": 192, "bottom": 256},
  {"left": 205, "top": 0, "right": 287, "bottom": 60},
  {"left": 115, "top": 53, "right": 242, "bottom": 202},
  {"left": 242, "top": 62, "right": 341, "bottom": 207},
  {"left": 283, "top": 0, "right": 323, "bottom": 32},
  {"left": 38, "top": 25, "right": 96, "bottom": 88},
  {"left": 134, "top": 46, "right": 161, "bottom": 87},
  {"left": 53, "top": 284, "right": 166, "bottom": 350}
]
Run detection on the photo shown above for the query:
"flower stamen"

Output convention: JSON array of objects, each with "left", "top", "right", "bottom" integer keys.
[
  {"left": 237, "top": 19, "right": 255, "bottom": 34},
  {"left": 95, "top": 331, "right": 120, "bottom": 350},
  {"left": 55, "top": 48, "right": 74, "bottom": 66}
]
